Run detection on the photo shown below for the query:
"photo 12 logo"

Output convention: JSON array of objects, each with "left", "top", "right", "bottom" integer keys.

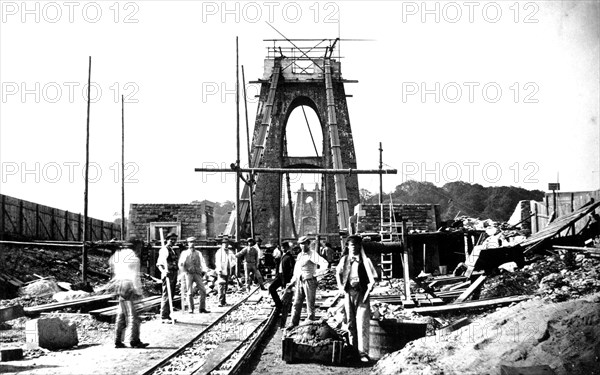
[
  {"left": 201, "top": 82, "right": 260, "bottom": 104},
  {"left": 201, "top": 1, "right": 339, "bottom": 24},
  {"left": 1, "top": 162, "right": 140, "bottom": 184},
  {"left": 401, "top": 1, "right": 540, "bottom": 23},
  {"left": 402, "top": 82, "right": 539, "bottom": 104},
  {"left": 401, "top": 161, "right": 540, "bottom": 184},
  {"left": 1, "top": 82, "right": 140, "bottom": 104},
  {"left": 1, "top": 1, "right": 140, "bottom": 23}
]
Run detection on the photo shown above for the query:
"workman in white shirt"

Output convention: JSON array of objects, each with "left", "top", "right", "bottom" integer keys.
[{"left": 285, "top": 236, "right": 329, "bottom": 327}]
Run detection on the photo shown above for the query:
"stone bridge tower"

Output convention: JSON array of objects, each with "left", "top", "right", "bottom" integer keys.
[{"left": 228, "top": 39, "right": 360, "bottom": 244}]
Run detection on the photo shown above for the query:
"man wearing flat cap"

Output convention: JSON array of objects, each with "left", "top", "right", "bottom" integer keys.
[
  {"left": 335, "top": 235, "right": 377, "bottom": 363},
  {"left": 156, "top": 232, "right": 179, "bottom": 322},
  {"left": 215, "top": 237, "right": 236, "bottom": 306},
  {"left": 236, "top": 237, "right": 266, "bottom": 290},
  {"left": 286, "top": 236, "right": 329, "bottom": 327},
  {"left": 178, "top": 237, "right": 209, "bottom": 313}
]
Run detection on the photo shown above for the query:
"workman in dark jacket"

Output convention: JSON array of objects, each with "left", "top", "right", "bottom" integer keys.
[
  {"left": 236, "top": 237, "right": 266, "bottom": 290},
  {"left": 156, "top": 232, "right": 179, "bottom": 322},
  {"left": 268, "top": 241, "right": 295, "bottom": 309}
]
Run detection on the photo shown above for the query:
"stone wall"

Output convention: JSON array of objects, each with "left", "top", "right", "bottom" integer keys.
[
  {"left": 250, "top": 60, "right": 360, "bottom": 245},
  {"left": 127, "top": 201, "right": 214, "bottom": 241},
  {"left": 354, "top": 204, "right": 441, "bottom": 233}
]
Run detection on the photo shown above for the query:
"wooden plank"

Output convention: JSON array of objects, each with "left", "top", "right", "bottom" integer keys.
[
  {"left": 454, "top": 275, "right": 487, "bottom": 303},
  {"left": 406, "top": 295, "right": 530, "bottom": 314},
  {"left": 24, "top": 295, "right": 113, "bottom": 315},
  {"left": 437, "top": 317, "right": 471, "bottom": 335},
  {"left": 448, "top": 281, "right": 470, "bottom": 291},
  {"left": 553, "top": 245, "right": 600, "bottom": 254},
  {"left": 428, "top": 276, "right": 467, "bottom": 288},
  {"left": 500, "top": 364, "right": 556, "bottom": 375}
]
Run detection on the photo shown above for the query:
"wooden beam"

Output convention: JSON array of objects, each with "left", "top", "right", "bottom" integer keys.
[
  {"left": 406, "top": 295, "right": 530, "bottom": 314},
  {"left": 454, "top": 275, "right": 487, "bottom": 303}
]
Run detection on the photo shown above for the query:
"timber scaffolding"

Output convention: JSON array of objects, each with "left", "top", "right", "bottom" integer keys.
[{"left": 195, "top": 37, "right": 397, "bottom": 245}]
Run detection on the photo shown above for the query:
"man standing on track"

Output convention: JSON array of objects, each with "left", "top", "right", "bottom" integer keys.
[
  {"left": 215, "top": 237, "right": 236, "bottom": 307},
  {"left": 178, "top": 237, "right": 209, "bottom": 313},
  {"left": 286, "top": 236, "right": 328, "bottom": 327},
  {"left": 156, "top": 232, "right": 179, "bottom": 322},
  {"left": 236, "top": 237, "right": 266, "bottom": 290},
  {"left": 110, "top": 238, "right": 149, "bottom": 348}
]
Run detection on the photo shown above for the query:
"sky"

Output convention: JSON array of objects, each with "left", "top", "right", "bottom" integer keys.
[{"left": 1, "top": 0, "right": 599, "bottom": 222}]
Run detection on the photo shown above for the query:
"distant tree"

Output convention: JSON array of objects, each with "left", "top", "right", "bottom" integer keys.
[{"left": 359, "top": 188, "right": 374, "bottom": 204}]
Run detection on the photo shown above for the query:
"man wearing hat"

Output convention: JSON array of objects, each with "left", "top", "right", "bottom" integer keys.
[
  {"left": 110, "top": 238, "right": 149, "bottom": 348},
  {"left": 157, "top": 232, "right": 179, "bottom": 322},
  {"left": 178, "top": 237, "right": 209, "bottom": 313},
  {"left": 335, "top": 235, "right": 377, "bottom": 363},
  {"left": 286, "top": 236, "right": 329, "bottom": 327},
  {"left": 236, "top": 237, "right": 266, "bottom": 290},
  {"left": 215, "top": 237, "right": 236, "bottom": 306},
  {"left": 268, "top": 242, "right": 295, "bottom": 311}
]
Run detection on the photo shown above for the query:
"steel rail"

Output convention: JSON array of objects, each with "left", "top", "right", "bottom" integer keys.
[{"left": 139, "top": 286, "right": 262, "bottom": 375}]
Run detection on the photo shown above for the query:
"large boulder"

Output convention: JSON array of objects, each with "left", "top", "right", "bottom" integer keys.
[{"left": 25, "top": 317, "right": 78, "bottom": 350}]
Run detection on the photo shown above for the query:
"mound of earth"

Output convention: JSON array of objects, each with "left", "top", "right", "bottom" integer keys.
[{"left": 371, "top": 293, "right": 600, "bottom": 375}]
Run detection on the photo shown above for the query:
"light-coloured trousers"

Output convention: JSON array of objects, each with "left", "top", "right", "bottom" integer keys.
[
  {"left": 115, "top": 299, "right": 140, "bottom": 343},
  {"left": 290, "top": 277, "right": 318, "bottom": 326},
  {"left": 183, "top": 272, "right": 206, "bottom": 311},
  {"left": 344, "top": 287, "right": 371, "bottom": 356}
]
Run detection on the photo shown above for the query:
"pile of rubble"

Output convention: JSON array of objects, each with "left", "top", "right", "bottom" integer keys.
[
  {"left": 317, "top": 269, "right": 338, "bottom": 291},
  {"left": 481, "top": 252, "right": 600, "bottom": 302},
  {"left": 284, "top": 320, "right": 343, "bottom": 346}
]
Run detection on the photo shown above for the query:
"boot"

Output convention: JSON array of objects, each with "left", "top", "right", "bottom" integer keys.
[{"left": 130, "top": 340, "right": 149, "bottom": 348}]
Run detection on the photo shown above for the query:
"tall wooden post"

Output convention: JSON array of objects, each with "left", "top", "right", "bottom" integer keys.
[
  {"left": 82, "top": 56, "right": 91, "bottom": 284},
  {"left": 242, "top": 65, "right": 255, "bottom": 238},
  {"left": 379, "top": 142, "right": 383, "bottom": 232},
  {"left": 121, "top": 95, "right": 125, "bottom": 240},
  {"left": 402, "top": 220, "right": 410, "bottom": 301},
  {"left": 0, "top": 195, "right": 5, "bottom": 240},
  {"left": 235, "top": 36, "right": 240, "bottom": 244}
]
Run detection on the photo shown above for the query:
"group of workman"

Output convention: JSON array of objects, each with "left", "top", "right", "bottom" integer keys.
[{"left": 109, "top": 233, "right": 376, "bottom": 363}]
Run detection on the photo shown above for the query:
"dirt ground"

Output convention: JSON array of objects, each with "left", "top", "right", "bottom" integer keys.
[{"left": 371, "top": 292, "right": 600, "bottom": 375}]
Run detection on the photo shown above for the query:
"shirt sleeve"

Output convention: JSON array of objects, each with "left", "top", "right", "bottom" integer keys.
[
  {"left": 178, "top": 250, "right": 187, "bottom": 272},
  {"left": 236, "top": 248, "right": 247, "bottom": 259},
  {"left": 156, "top": 246, "right": 168, "bottom": 270},
  {"left": 314, "top": 252, "right": 329, "bottom": 276}
]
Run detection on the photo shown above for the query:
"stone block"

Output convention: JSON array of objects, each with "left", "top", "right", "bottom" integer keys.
[
  {"left": 0, "top": 347, "right": 23, "bottom": 361},
  {"left": 25, "top": 317, "right": 78, "bottom": 350},
  {"left": 0, "top": 304, "right": 24, "bottom": 322}
]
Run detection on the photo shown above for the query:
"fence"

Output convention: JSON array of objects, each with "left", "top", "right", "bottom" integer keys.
[
  {"left": 0, "top": 194, "right": 121, "bottom": 242},
  {"left": 544, "top": 189, "right": 600, "bottom": 234}
]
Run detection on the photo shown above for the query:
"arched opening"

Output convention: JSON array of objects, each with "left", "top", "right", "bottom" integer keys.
[
  {"left": 280, "top": 99, "right": 326, "bottom": 239},
  {"left": 284, "top": 104, "right": 323, "bottom": 157}
]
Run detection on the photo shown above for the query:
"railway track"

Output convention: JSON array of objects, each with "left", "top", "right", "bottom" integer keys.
[{"left": 140, "top": 286, "right": 277, "bottom": 375}]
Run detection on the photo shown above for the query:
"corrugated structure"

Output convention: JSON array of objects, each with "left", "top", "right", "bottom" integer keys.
[{"left": 0, "top": 194, "right": 121, "bottom": 242}]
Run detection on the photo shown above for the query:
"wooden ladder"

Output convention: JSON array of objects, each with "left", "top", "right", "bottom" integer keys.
[
  {"left": 225, "top": 63, "right": 281, "bottom": 236},
  {"left": 380, "top": 253, "right": 393, "bottom": 279}
]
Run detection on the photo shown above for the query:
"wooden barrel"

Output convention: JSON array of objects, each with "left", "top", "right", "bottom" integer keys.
[{"left": 368, "top": 319, "right": 427, "bottom": 360}]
